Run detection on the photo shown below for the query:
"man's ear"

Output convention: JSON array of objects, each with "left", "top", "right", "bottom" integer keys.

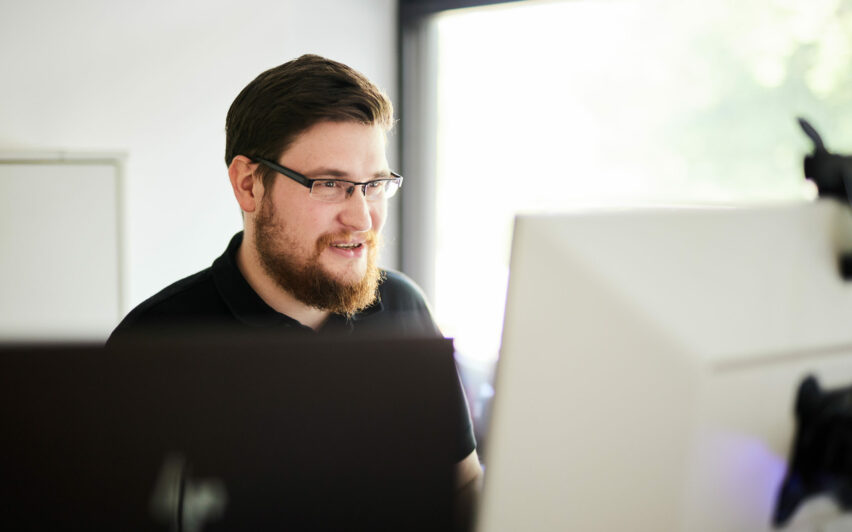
[{"left": 228, "top": 155, "right": 262, "bottom": 213}]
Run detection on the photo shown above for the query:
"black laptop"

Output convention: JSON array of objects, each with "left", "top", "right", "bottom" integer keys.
[{"left": 0, "top": 334, "right": 462, "bottom": 531}]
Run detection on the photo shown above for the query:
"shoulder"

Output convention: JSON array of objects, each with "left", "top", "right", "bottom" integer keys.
[
  {"left": 378, "top": 269, "right": 432, "bottom": 310},
  {"left": 354, "top": 269, "right": 442, "bottom": 338},
  {"left": 108, "top": 267, "right": 230, "bottom": 343},
  {"left": 125, "top": 267, "right": 223, "bottom": 319}
]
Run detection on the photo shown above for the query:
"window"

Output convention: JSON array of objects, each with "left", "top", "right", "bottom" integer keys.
[{"left": 423, "top": 0, "right": 852, "bottom": 366}]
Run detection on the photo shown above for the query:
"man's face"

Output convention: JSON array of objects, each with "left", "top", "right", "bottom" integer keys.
[{"left": 251, "top": 120, "right": 390, "bottom": 315}]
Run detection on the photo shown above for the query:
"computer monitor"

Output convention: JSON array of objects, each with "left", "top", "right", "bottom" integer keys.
[
  {"left": 0, "top": 335, "right": 463, "bottom": 531},
  {"left": 477, "top": 200, "right": 852, "bottom": 531}
]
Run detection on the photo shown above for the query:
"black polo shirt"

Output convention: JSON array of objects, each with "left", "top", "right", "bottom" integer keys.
[
  {"left": 109, "top": 232, "right": 475, "bottom": 460},
  {"left": 110, "top": 232, "right": 444, "bottom": 338}
]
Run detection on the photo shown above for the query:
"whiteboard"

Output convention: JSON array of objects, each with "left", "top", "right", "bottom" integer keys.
[{"left": 0, "top": 156, "right": 122, "bottom": 341}]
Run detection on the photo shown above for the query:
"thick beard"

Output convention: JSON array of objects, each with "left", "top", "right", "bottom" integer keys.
[{"left": 253, "top": 197, "right": 383, "bottom": 318}]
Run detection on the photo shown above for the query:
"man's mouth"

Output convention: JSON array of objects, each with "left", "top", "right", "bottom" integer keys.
[
  {"left": 316, "top": 232, "right": 377, "bottom": 258},
  {"left": 331, "top": 242, "right": 364, "bottom": 250}
]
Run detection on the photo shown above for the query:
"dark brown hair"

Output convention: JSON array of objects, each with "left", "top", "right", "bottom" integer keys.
[{"left": 225, "top": 54, "right": 394, "bottom": 189}]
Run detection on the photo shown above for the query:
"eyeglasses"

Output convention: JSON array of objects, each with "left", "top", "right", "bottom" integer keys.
[{"left": 252, "top": 156, "right": 403, "bottom": 203}]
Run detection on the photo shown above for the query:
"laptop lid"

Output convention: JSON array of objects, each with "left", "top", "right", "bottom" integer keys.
[{"left": 0, "top": 335, "right": 462, "bottom": 531}]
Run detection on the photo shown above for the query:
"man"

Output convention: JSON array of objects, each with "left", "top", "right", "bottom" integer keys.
[{"left": 109, "top": 54, "right": 481, "bottom": 511}]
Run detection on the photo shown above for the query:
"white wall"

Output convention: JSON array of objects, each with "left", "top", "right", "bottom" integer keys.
[{"left": 0, "top": 0, "right": 399, "bottom": 320}]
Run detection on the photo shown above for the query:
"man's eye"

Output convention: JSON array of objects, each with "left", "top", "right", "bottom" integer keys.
[
  {"left": 319, "top": 180, "right": 342, "bottom": 189},
  {"left": 366, "top": 180, "right": 384, "bottom": 189}
]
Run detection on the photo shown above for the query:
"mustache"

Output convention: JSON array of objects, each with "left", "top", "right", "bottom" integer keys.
[{"left": 314, "top": 230, "right": 379, "bottom": 252}]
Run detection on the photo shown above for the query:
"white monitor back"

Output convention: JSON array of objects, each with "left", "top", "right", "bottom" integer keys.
[{"left": 478, "top": 201, "right": 852, "bottom": 532}]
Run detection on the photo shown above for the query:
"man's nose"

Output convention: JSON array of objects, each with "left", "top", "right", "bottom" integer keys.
[{"left": 338, "top": 188, "right": 373, "bottom": 232}]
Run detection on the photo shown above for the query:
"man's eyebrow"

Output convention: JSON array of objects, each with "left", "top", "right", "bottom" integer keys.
[
  {"left": 302, "top": 167, "right": 392, "bottom": 179},
  {"left": 302, "top": 167, "right": 347, "bottom": 178}
]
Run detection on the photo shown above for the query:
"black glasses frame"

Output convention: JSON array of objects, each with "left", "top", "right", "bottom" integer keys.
[{"left": 251, "top": 156, "right": 403, "bottom": 197}]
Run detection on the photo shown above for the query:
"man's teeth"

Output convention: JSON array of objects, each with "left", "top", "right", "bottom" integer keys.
[{"left": 332, "top": 243, "right": 361, "bottom": 249}]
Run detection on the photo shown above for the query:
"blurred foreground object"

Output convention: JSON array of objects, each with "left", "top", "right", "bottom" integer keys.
[
  {"left": 477, "top": 201, "right": 852, "bottom": 532},
  {"left": 0, "top": 335, "right": 463, "bottom": 531},
  {"left": 774, "top": 376, "right": 852, "bottom": 527},
  {"left": 799, "top": 118, "right": 852, "bottom": 281},
  {"left": 800, "top": 118, "right": 852, "bottom": 205}
]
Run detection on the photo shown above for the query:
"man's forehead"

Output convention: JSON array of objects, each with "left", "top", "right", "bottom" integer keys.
[
  {"left": 278, "top": 121, "right": 389, "bottom": 169},
  {"left": 287, "top": 119, "right": 388, "bottom": 143}
]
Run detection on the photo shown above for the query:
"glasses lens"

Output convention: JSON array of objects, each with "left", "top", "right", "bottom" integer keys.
[
  {"left": 309, "top": 178, "right": 402, "bottom": 202},
  {"left": 311, "top": 180, "right": 347, "bottom": 202},
  {"left": 371, "top": 179, "right": 401, "bottom": 199},
  {"left": 362, "top": 180, "right": 391, "bottom": 200}
]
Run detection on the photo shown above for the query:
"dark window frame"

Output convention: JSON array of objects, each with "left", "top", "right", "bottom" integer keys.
[{"left": 396, "top": 0, "right": 526, "bottom": 298}]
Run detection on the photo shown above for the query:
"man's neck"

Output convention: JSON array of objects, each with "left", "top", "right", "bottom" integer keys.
[{"left": 235, "top": 239, "right": 330, "bottom": 330}]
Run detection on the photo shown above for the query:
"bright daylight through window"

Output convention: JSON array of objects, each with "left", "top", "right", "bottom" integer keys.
[{"left": 431, "top": 0, "right": 852, "bottom": 366}]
